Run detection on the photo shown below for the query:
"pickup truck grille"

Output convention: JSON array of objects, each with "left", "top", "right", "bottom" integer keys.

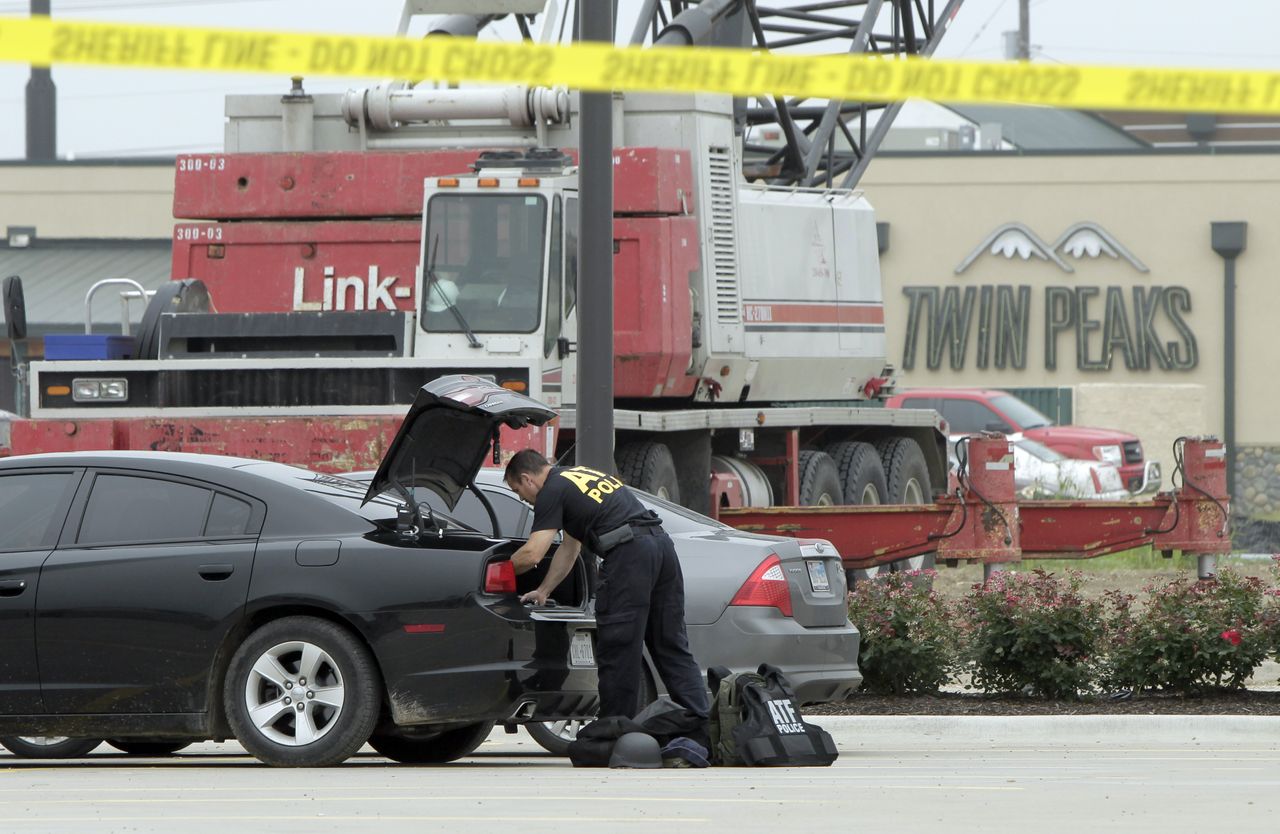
[{"left": 1123, "top": 440, "right": 1143, "bottom": 464}]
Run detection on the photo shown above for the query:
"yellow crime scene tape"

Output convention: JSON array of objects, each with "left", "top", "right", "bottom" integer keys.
[{"left": 3, "top": 14, "right": 1280, "bottom": 115}]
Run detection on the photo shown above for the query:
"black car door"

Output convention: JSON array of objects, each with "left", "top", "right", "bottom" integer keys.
[
  {"left": 37, "top": 470, "right": 262, "bottom": 715},
  {"left": 0, "top": 469, "right": 82, "bottom": 715}
]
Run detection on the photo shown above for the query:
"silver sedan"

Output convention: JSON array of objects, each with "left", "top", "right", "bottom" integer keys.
[{"left": 347, "top": 468, "right": 862, "bottom": 755}]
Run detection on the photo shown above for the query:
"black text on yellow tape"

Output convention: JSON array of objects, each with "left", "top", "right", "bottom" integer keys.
[{"left": 4, "top": 15, "right": 1280, "bottom": 115}]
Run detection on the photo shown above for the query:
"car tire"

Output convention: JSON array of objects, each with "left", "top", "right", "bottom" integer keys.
[
  {"left": 368, "top": 722, "right": 495, "bottom": 764},
  {"left": 527, "top": 666, "right": 658, "bottom": 756},
  {"left": 0, "top": 737, "right": 103, "bottom": 759},
  {"left": 105, "top": 739, "right": 192, "bottom": 756},
  {"left": 224, "top": 616, "right": 381, "bottom": 768},
  {"left": 616, "top": 441, "right": 681, "bottom": 503},
  {"left": 798, "top": 450, "right": 843, "bottom": 506}
]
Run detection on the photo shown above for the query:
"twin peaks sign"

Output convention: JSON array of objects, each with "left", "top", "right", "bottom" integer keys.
[{"left": 900, "top": 222, "right": 1199, "bottom": 373}]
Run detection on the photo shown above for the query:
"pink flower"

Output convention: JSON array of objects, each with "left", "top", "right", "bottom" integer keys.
[{"left": 1221, "top": 629, "right": 1242, "bottom": 646}]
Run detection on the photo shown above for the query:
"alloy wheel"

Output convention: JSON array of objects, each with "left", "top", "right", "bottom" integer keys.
[{"left": 243, "top": 640, "right": 346, "bottom": 747}]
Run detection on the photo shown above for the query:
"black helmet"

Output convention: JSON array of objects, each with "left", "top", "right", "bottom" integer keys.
[{"left": 608, "top": 732, "right": 662, "bottom": 769}]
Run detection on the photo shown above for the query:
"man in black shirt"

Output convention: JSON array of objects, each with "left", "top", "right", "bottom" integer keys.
[{"left": 504, "top": 450, "right": 709, "bottom": 740}]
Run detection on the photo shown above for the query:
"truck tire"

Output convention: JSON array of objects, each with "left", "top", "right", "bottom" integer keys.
[
  {"left": 798, "top": 450, "right": 843, "bottom": 506},
  {"left": 874, "top": 437, "right": 932, "bottom": 505},
  {"left": 875, "top": 437, "right": 937, "bottom": 583},
  {"left": 824, "top": 441, "right": 887, "bottom": 506},
  {"left": 616, "top": 441, "right": 680, "bottom": 503},
  {"left": 368, "top": 722, "right": 494, "bottom": 764},
  {"left": 224, "top": 616, "right": 381, "bottom": 767},
  {"left": 824, "top": 441, "right": 887, "bottom": 586}
]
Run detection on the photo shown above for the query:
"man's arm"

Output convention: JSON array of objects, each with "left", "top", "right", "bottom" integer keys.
[
  {"left": 510, "top": 528, "right": 559, "bottom": 575},
  {"left": 519, "top": 534, "right": 583, "bottom": 606}
]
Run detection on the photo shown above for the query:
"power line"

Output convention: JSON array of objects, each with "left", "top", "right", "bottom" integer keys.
[{"left": 957, "top": 0, "right": 1010, "bottom": 58}]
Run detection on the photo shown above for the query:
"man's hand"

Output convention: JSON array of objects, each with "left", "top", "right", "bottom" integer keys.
[{"left": 520, "top": 587, "right": 550, "bottom": 606}]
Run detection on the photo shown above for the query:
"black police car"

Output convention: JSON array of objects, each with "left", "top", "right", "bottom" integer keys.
[{"left": 0, "top": 376, "right": 598, "bottom": 766}]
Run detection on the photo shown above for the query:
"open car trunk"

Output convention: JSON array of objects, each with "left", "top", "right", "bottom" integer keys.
[{"left": 518, "top": 547, "right": 594, "bottom": 610}]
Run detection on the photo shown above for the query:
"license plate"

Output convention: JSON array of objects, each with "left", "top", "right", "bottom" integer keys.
[
  {"left": 806, "top": 560, "right": 831, "bottom": 593},
  {"left": 569, "top": 632, "right": 595, "bottom": 667}
]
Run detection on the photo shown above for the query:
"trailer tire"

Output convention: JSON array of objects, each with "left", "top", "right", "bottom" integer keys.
[
  {"left": 824, "top": 441, "right": 887, "bottom": 506},
  {"left": 875, "top": 437, "right": 932, "bottom": 505},
  {"left": 798, "top": 450, "right": 843, "bottom": 507},
  {"left": 875, "top": 437, "right": 936, "bottom": 584},
  {"left": 616, "top": 441, "right": 680, "bottom": 503},
  {"left": 824, "top": 441, "right": 888, "bottom": 586}
]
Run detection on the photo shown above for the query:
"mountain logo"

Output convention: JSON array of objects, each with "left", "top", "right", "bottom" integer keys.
[{"left": 955, "top": 222, "right": 1149, "bottom": 274}]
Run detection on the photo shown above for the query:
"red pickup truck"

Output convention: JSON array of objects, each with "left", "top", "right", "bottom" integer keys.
[{"left": 884, "top": 388, "right": 1155, "bottom": 493}]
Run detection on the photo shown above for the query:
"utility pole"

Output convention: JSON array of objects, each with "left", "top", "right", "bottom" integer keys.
[
  {"left": 576, "top": 0, "right": 615, "bottom": 473},
  {"left": 26, "top": 0, "right": 56, "bottom": 160},
  {"left": 1017, "top": 0, "right": 1030, "bottom": 60}
]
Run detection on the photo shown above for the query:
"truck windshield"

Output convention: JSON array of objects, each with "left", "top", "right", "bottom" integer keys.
[
  {"left": 991, "top": 394, "right": 1054, "bottom": 429},
  {"left": 422, "top": 193, "right": 547, "bottom": 334}
]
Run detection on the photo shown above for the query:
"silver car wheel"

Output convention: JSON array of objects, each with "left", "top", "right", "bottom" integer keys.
[
  {"left": 18, "top": 737, "right": 71, "bottom": 747},
  {"left": 543, "top": 719, "right": 588, "bottom": 743},
  {"left": 243, "top": 640, "right": 346, "bottom": 747}
]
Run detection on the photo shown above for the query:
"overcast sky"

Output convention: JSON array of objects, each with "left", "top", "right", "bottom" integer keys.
[{"left": 1, "top": 0, "right": 1278, "bottom": 159}]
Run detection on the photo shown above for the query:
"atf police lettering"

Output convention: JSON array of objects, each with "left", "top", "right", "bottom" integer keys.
[
  {"left": 767, "top": 699, "right": 805, "bottom": 734},
  {"left": 558, "top": 466, "right": 625, "bottom": 504},
  {"left": 530, "top": 465, "right": 648, "bottom": 545}
]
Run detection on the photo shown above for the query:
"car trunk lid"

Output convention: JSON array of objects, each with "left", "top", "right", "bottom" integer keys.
[{"left": 363, "top": 375, "right": 555, "bottom": 510}]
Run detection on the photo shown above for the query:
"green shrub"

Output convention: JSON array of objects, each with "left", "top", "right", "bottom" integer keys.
[
  {"left": 961, "top": 569, "right": 1103, "bottom": 699},
  {"left": 846, "top": 570, "right": 958, "bottom": 695},
  {"left": 1102, "top": 569, "right": 1271, "bottom": 694}
]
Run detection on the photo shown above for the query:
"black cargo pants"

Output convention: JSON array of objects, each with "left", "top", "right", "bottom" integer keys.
[{"left": 594, "top": 527, "right": 710, "bottom": 745}]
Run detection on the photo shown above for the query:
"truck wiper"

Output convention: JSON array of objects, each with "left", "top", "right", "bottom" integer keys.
[{"left": 424, "top": 234, "right": 482, "bottom": 349}]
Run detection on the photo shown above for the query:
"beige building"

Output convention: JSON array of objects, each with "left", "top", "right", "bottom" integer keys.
[
  {"left": 861, "top": 152, "right": 1278, "bottom": 545},
  {"left": 3, "top": 151, "right": 1276, "bottom": 544}
]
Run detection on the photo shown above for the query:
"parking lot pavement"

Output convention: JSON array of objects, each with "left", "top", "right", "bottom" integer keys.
[{"left": 3, "top": 718, "right": 1279, "bottom": 834}]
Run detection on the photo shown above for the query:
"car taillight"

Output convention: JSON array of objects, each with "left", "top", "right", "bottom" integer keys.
[
  {"left": 729, "top": 554, "right": 793, "bottom": 617},
  {"left": 484, "top": 561, "right": 516, "bottom": 594}
]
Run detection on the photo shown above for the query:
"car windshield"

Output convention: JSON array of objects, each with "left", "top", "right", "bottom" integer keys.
[
  {"left": 422, "top": 193, "right": 547, "bottom": 334},
  {"left": 1016, "top": 438, "right": 1065, "bottom": 462},
  {"left": 991, "top": 394, "right": 1054, "bottom": 429}
]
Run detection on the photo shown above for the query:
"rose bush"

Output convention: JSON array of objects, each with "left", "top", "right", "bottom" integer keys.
[
  {"left": 846, "top": 570, "right": 959, "bottom": 695},
  {"left": 960, "top": 569, "right": 1104, "bottom": 699},
  {"left": 1102, "top": 568, "right": 1272, "bottom": 694}
]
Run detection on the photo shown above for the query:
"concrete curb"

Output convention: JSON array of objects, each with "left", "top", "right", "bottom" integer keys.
[{"left": 810, "top": 714, "right": 1280, "bottom": 748}]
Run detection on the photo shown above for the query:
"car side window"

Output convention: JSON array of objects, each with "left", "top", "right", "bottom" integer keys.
[
  {"left": 78, "top": 474, "right": 213, "bottom": 545},
  {"left": 898, "top": 397, "right": 934, "bottom": 410},
  {"left": 0, "top": 473, "right": 76, "bottom": 552},
  {"left": 205, "top": 493, "right": 253, "bottom": 537},
  {"left": 939, "top": 399, "right": 1002, "bottom": 433}
]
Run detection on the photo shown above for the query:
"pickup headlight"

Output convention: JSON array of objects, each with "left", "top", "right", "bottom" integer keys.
[
  {"left": 72, "top": 378, "right": 128, "bottom": 402},
  {"left": 1093, "top": 444, "right": 1123, "bottom": 465}
]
